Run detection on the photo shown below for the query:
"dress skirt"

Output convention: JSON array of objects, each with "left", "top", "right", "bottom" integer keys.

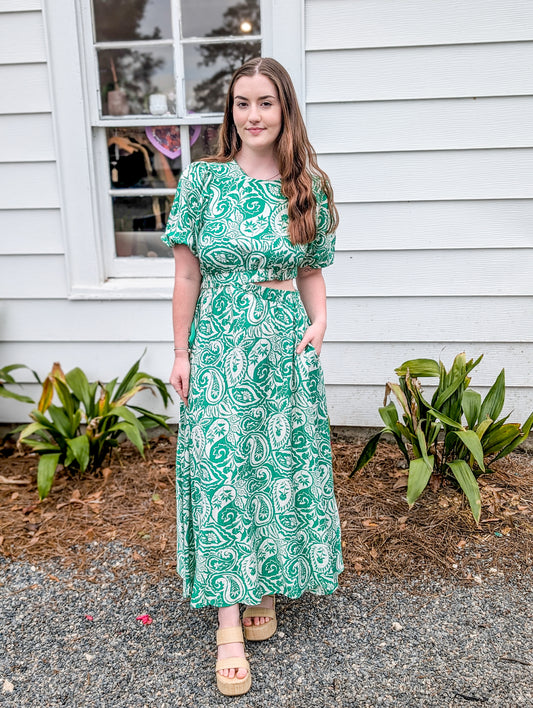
[{"left": 175, "top": 274, "right": 344, "bottom": 608}]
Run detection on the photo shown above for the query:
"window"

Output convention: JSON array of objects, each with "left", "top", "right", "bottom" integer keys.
[
  {"left": 44, "top": 0, "right": 303, "bottom": 296},
  {"left": 83, "top": 0, "right": 264, "bottom": 277}
]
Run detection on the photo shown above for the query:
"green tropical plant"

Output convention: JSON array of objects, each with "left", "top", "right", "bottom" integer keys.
[
  {"left": 18, "top": 354, "right": 172, "bottom": 499},
  {"left": 351, "top": 353, "right": 533, "bottom": 523},
  {"left": 0, "top": 364, "right": 39, "bottom": 404}
]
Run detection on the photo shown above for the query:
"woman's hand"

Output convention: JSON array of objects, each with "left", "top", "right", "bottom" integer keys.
[
  {"left": 170, "top": 351, "right": 191, "bottom": 406},
  {"left": 296, "top": 321, "right": 326, "bottom": 356}
]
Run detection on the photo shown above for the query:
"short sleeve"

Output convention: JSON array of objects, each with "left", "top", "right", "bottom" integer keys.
[
  {"left": 299, "top": 183, "right": 336, "bottom": 269},
  {"left": 161, "top": 161, "right": 207, "bottom": 255}
]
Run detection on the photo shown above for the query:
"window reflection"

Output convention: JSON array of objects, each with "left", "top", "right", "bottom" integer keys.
[
  {"left": 181, "top": 0, "right": 260, "bottom": 38},
  {"left": 112, "top": 125, "right": 220, "bottom": 258},
  {"left": 93, "top": 0, "right": 172, "bottom": 42},
  {"left": 191, "top": 124, "right": 220, "bottom": 160},
  {"left": 184, "top": 41, "right": 261, "bottom": 113},
  {"left": 107, "top": 127, "right": 183, "bottom": 189},
  {"left": 98, "top": 47, "right": 175, "bottom": 117},
  {"left": 114, "top": 196, "right": 174, "bottom": 258}
]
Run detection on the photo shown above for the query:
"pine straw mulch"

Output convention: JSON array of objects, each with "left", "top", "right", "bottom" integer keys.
[{"left": 0, "top": 434, "right": 532, "bottom": 586}]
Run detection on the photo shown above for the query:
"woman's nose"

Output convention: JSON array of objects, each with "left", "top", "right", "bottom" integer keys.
[{"left": 248, "top": 104, "right": 260, "bottom": 122}]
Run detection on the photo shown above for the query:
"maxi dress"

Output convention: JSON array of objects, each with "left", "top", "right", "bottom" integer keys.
[{"left": 162, "top": 159, "right": 344, "bottom": 608}]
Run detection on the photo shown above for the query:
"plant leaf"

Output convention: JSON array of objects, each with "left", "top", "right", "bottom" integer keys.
[
  {"left": 406, "top": 456, "right": 435, "bottom": 505},
  {"left": 416, "top": 428, "right": 433, "bottom": 473},
  {"left": 453, "top": 430, "right": 485, "bottom": 472},
  {"left": 378, "top": 402, "right": 398, "bottom": 429},
  {"left": 462, "top": 390, "right": 482, "bottom": 429},
  {"left": 129, "top": 405, "right": 172, "bottom": 431},
  {"left": 475, "top": 417, "right": 493, "bottom": 441},
  {"left": 66, "top": 367, "right": 92, "bottom": 411},
  {"left": 351, "top": 430, "right": 385, "bottom": 475},
  {"left": 479, "top": 369, "right": 505, "bottom": 423},
  {"left": 38, "top": 375, "right": 54, "bottom": 413},
  {"left": 388, "top": 382, "right": 411, "bottom": 418},
  {"left": 427, "top": 408, "right": 464, "bottom": 430},
  {"left": 115, "top": 352, "right": 145, "bottom": 400},
  {"left": 394, "top": 359, "right": 440, "bottom": 378},
  {"left": 482, "top": 423, "right": 521, "bottom": 456},
  {"left": 37, "top": 453, "right": 61, "bottom": 500},
  {"left": 0, "top": 386, "right": 34, "bottom": 403},
  {"left": 447, "top": 460, "right": 482, "bottom": 524},
  {"left": 107, "top": 421, "right": 145, "bottom": 456},
  {"left": 492, "top": 410, "right": 533, "bottom": 461},
  {"left": 66, "top": 435, "right": 90, "bottom": 472}
]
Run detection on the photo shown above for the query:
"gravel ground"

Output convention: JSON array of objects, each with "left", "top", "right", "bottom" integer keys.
[{"left": 0, "top": 546, "right": 531, "bottom": 708}]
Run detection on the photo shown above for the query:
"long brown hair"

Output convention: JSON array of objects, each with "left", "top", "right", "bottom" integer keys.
[{"left": 204, "top": 57, "right": 339, "bottom": 246}]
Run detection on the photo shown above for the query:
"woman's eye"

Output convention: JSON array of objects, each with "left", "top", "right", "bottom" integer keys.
[{"left": 261, "top": 102, "right": 272, "bottom": 107}]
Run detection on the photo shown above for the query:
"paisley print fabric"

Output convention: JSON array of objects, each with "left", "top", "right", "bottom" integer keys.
[{"left": 162, "top": 160, "right": 344, "bottom": 608}]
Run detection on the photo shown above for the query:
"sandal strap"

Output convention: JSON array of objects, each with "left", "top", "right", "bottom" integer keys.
[
  {"left": 242, "top": 606, "right": 276, "bottom": 619},
  {"left": 217, "top": 625, "right": 244, "bottom": 645},
  {"left": 216, "top": 657, "right": 250, "bottom": 671}
]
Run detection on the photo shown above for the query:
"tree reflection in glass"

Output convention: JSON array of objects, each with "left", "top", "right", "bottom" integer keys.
[
  {"left": 185, "top": 0, "right": 261, "bottom": 113},
  {"left": 93, "top": 0, "right": 171, "bottom": 42}
]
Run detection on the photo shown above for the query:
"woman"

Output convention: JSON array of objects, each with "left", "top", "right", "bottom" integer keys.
[{"left": 162, "top": 57, "right": 344, "bottom": 696}]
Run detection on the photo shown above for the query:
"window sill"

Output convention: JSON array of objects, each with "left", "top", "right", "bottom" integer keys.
[{"left": 69, "top": 277, "right": 174, "bottom": 300}]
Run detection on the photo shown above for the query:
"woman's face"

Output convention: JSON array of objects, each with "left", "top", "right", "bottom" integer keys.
[{"left": 232, "top": 73, "right": 282, "bottom": 155}]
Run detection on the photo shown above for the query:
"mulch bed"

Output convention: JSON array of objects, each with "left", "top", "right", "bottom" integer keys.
[{"left": 0, "top": 434, "right": 531, "bottom": 585}]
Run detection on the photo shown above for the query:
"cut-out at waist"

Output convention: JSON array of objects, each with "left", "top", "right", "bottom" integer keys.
[{"left": 255, "top": 279, "right": 296, "bottom": 291}]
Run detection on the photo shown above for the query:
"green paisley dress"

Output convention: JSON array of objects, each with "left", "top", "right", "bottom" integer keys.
[{"left": 162, "top": 159, "right": 344, "bottom": 608}]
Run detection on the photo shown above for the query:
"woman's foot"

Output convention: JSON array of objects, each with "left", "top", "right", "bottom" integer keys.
[
  {"left": 217, "top": 604, "right": 248, "bottom": 680},
  {"left": 242, "top": 594, "right": 275, "bottom": 627}
]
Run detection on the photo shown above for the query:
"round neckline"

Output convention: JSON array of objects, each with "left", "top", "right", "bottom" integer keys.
[{"left": 231, "top": 159, "right": 281, "bottom": 183}]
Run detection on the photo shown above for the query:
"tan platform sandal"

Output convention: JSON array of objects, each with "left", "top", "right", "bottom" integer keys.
[
  {"left": 215, "top": 625, "right": 252, "bottom": 696},
  {"left": 242, "top": 595, "right": 277, "bottom": 641}
]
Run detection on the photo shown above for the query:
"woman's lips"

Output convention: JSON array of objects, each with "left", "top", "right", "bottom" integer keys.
[{"left": 247, "top": 128, "right": 265, "bottom": 135}]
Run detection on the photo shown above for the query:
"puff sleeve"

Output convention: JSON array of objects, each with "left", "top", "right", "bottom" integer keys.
[
  {"left": 161, "top": 161, "right": 207, "bottom": 255},
  {"left": 299, "top": 183, "right": 336, "bottom": 269}
]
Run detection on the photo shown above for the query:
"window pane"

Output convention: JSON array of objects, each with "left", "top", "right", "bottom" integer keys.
[
  {"left": 107, "top": 126, "right": 188, "bottom": 189},
  {"left": 181, "top": 0, "right": 260, "bottom": 38},
  {"left": 93, "top": 0, "right": 172, "bottom": 42},
  {"left": 183, "top": 41, "right": 261, "bottom": 113},
  {"left": 98, "top": 47, "right": 175, "bottom": 117},
  {"left": 113, "top": 195, "right": 174, "bottom": 258},
  {"left": 190, "top": 123, "right": 221, "bottom": 161}
]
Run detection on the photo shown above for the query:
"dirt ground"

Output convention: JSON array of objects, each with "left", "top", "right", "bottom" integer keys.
[{"left": 0, "top": 433, "right": 531, "bottom": 586}]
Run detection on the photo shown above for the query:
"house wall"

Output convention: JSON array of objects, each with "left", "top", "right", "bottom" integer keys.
[
  {"left": 305, "top": 0, "right": 533, "bottom": 425},
  {"left": 0, "top": 0, "right": 532, "bottom": 426}
]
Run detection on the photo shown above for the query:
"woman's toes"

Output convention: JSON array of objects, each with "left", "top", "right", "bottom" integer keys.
[{"left": 237, "top": 667, "right": 247, "bottom": 679}]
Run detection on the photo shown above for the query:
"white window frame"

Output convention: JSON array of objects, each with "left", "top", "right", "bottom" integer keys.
[{"left": 42, "top": 0, "right": 304, "bottom": 300}]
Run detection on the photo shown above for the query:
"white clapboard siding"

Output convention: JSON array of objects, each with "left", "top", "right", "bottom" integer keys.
[
  {"left": 0, "top": 1, "right": 41, "bottom": 11},
  {"left": 0, "top": 256, "right": 67, "bottom": 298},
  {"left": 1, "top": 382, "right": 530, "bottom": 427},
  {"left": 2, "top": 249, "right": 532, "bottom": 299},
  {"left": 1, "top": 297, "right": 531, "bottom": 343},
  {"left": 306, "top": 42, "right": 533, "bottom": 103},
  {"left": 0, "top": 11, "right": 45, "bottom": 64},
  {"left": 307, "top": 97, "right": 533, "bottom": 154},
  {"left": 0, "top": 114, "right": 55, "bottom": 162},
  {"left": 0, "top": 209, "right": 63, "bottom": 254},
  {"left": 323, "top": 249, "right": 533, "bottom": 297},
  {"left": 3, "top": 342, "right": 532, "bottom": 389},
  {"left": 0, "top": 63, "right": 50, "bottom": 114},
  {"left": 320, "top": 150, "right": 533, "bottom": 203},
  {"left": 0, "top": 162, "right": 59, "bottom": 209},
  {"left": 306, "top": 0, "right": 533, "bottom": 50},
  {"left": 336, "top": 200, "right": 533, "bottom": 251}
]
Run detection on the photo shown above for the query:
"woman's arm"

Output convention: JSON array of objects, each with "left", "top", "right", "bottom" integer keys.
[
  {"left": 170, "top": 244, "right": 202, "bottom": 406},
  {"left": 295, "top": 266, "right": 327, "bottom": 355}
]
